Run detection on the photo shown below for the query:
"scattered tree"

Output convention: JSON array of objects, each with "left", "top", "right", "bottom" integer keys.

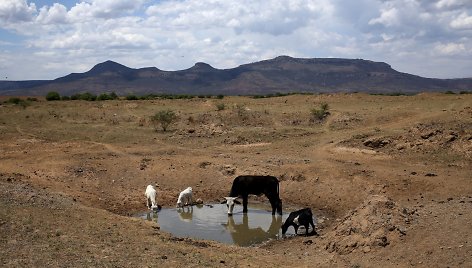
[
  {"left": 126, "top": 94, "right": 138, "bottom": 100},
  {"left": 150, "top": 110, "right": 178, "bottom": 132},
  {"left": 216, "top": 103, "right": 226, "bottom": 111},
  {"left": 310, "top": 102, "right": 330, "bottom": 121},
  {"left": 46, "top": 91, "right": 61, "bottom": 101},
  {"left": 234, "top": 103, "right": 246, "bottom": 117},
  {"left": 5, "top": 97, "right": 29, "bottom": 108}
]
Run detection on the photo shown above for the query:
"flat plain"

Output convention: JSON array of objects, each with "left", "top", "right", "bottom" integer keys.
[{"left": 1, "top": 93, "right": 471, "bottom": 267}]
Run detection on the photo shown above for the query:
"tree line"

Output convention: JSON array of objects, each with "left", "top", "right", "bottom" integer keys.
[{"left": 45, "top": 91, "right": 225, "bottom": 101}]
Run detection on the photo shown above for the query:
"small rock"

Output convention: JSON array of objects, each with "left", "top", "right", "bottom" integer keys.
[
  {"left": 363, "top": 246, "right": 371, "bottom": 253},
  {"left": 398, "top": 227, "right": 407, "bottom": 235},
  {"left": 375, "top": 236, "right": 389, "bottom": 247},
  {"left": 445, "top": 135, "right": 456, "bottom": 142},
  {"left": 363, "top": 137, "right": 390, "bottom": 148},
  {"left": 396, "top": 143, "right": 408, "bottom": 150},
  {"left": 303, "top": 240, "right": 313, "bottom": 245}
]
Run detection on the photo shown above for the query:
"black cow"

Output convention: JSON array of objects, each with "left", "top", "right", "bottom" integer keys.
[
  {"left": 281, "top": 208, "right": 317, "bottom": 236},
  {"left": 224, "top": 175, "right": 282, "bottom": 216}
]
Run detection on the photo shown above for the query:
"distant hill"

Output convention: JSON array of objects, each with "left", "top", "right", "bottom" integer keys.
[{"left": 1, "top": 56, "right": 471, "bottom": 96}]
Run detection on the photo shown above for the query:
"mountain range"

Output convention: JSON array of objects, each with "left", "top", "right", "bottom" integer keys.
[{"left": 1, "top": 56, "right": 471, "bottom": 96}]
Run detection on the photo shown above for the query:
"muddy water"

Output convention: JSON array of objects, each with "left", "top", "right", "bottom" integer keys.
[{"left": 136, "top": 204, "right": 305, "bottom": 247}]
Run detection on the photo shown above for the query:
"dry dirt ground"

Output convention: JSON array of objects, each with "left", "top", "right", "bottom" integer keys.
[{"left": 0, "top": 93, "right": 471, "bottom": 267}]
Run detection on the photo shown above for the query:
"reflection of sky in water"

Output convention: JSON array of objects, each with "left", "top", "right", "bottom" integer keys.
[{"left": 137, "top": 204, "right": 299, "bottom": 246}]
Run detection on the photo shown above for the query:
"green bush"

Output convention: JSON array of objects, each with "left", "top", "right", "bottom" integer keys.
[
  {"left": 150, "top": 110, "right": 178, "bottom": 131},
  {"left": 80, "top": 92, "right": 97, "bottom": 101},
  {"left": 97, "top": 93, "right": 112, "bottom": 101},
  {"left": 46, "top": 91, "right": 61, "bottom": 101},
  {"left": 6, "top": 97, "right": 23, "bottom": 104},
  {"left": 69, "top": 92, "right": 97, "bottom": 101},
  {"left": 216, "top": 103, "right": 226, "bottom": 111},
  {"left": 310, "top": 102, "right": 330, "bottom": 121},
  {"left": 6, "top": 97, "right": 29, "bottom": 108},
  {"left": 126, "top": 95, "right": 138, "bottom": 100},
  {"left": 109, "top": 92, "right": 119, "bottom": 100}
]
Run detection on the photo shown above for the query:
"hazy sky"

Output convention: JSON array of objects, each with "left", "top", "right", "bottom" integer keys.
[{"left": 1, "top": 0, "right": 471, "bottom": 80}]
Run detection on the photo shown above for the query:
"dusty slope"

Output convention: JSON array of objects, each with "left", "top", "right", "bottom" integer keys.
[{"left": 1, "top": 93, "right": 471, "bottom": 267}]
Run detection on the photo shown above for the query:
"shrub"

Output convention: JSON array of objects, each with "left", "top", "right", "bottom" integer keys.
[
  {"left": 70, "top": 92, "right": 97, "bottom": 101},
  {"left": 109, "top": 92, "right": 119, "bottom": 100},
  {"left": 80, "top": 92, "right": 97, "bottom": 101},
  {"left": 310, "top": 102, "right": 330, "bottom": 121},
  {"left": 150, "top": 110, "right": 178, "bottom": 131},
  {"left": 234, "top": 103, "right": 246, "bottom": 117},
  {"left": 216, "top": 103, "right": 226, "bottom": 111},
  {"left": 46, "top": 91, "right": 61, "bottom": 101},
  {"left": 6, "top": 97, "right": 23, "bottom": 104},
  {"left": 70, "top": 94, "right": 80, "bottom": 100},
  {"left": 97, "top": 93, "right": 112, "bottom": 101},
  {"left": 126, "top": 94, "right": 138, "bottom": 100},
  {"left": 6, "top": 97, "right": 29, "bottom": 108}
]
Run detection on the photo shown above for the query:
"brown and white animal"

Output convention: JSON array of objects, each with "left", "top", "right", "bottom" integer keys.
[
  {"left": 176, "top": 187, "right": 194, "bottom": 208},
  {"left": 281, "top": 208, "right": 317, "bottom": 236},
  {"left": 145, "top": 184, "right": 158, "bottom": 210},
  {"left": 224, "top": 175, "right": 282, "bottom": 216}
]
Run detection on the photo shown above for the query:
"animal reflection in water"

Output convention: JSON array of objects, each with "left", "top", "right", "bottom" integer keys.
[
  {"left": 223, "top": 214, "right": 282, "bottom": 246},
  {"left": 146, "top": 205, "right": 193, "bottom": 223},
  {"left": 145, "top": 205, "right": 162, "bottom": 222},
  {"left": 177, "top": 206, "right": 193, "bottom": 222}
]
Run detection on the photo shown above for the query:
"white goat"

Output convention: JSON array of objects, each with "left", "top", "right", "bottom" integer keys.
[
  {"left": 145, "top": 185, "right": 158, "bottom": 210},
  {"left": 176, "top": 187, "right": 193, "bottom": 208}
]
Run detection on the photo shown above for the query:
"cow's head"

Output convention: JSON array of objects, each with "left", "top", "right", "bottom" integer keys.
[
  {"left": 223, "top": 197, "right": 240, "bottom": 216},
  {"left": 281, "top": 222, "right": 289, "bottom": 236}
]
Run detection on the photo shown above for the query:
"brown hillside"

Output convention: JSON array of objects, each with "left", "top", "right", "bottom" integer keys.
[{"left": 1, "top": 93, "right": 471, "bottom": 267}]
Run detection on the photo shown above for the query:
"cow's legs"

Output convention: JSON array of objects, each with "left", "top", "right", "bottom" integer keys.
[
  {"left": 304, "top": 223, "right": 311, "bottom": 236},
  {"left": 242, "top": 195, "right": 248, "bottom": 213},
  {"left": 269, "top": 198, "right": 276, "bottom": 215},
  {"left": 309, "top": 219, "right": 317, "bottom": 235},
  {"left": 267, "top": 194, "right": 282, "bottom": 215}
]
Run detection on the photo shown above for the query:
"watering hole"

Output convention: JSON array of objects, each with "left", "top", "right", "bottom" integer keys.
[{"left": 136, "top": 204, "right": 315, "bottom": 247}]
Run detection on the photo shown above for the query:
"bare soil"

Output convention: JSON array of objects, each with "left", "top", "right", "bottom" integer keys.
[{"left": 1, "top": 93, "right": 471, "bottom": 267}]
